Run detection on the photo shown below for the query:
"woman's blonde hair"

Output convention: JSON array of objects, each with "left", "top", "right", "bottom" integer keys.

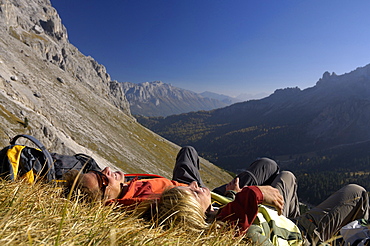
[{"left": 151, "top": 186, "right": 208, "bottom": 232}]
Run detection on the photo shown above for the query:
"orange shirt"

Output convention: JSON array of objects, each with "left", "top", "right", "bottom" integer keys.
[{"left": 105, "top": 177, "right": 187, "bottom": 207}]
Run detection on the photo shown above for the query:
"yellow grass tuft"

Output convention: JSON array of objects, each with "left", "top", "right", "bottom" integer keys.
[{"left": 0, "top": 179, "right": 251, "bottom": 245}]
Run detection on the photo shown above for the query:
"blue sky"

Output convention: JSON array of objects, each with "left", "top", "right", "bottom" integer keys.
[{"left": 50, "top": 0, "right": 370, "bottom": 98}]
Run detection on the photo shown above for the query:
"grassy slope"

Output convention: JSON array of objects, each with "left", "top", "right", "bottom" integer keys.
[{"left": 0, "top": 179, "right": 250, "bottom": 245}]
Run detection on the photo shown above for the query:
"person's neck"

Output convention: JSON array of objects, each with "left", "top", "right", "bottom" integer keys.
[{"left": 117, "top": 183, "right": 129, "bottom": 199}]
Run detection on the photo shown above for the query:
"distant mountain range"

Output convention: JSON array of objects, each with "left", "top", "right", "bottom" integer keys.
[
  {"left": 121, "top": 81, "right": 269, "bottom": 117},
  {"left": 201, "top": 91, "right": 269, "bottom": 103},
  {"left": 136, "top": 65, "right": 370, "bottom": 204},
  {"left": 199, "top": 91, "right": 242, "bottom": 105},
  {"left": 235, "top": 92, "right": 269, "bottom": 101},
  {"left": 121, "top": 81, "right": 230, "bottom": 117}
]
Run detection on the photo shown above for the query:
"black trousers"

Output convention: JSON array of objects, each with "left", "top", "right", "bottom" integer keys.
[
  {"left": 212, "top": 157, "right": 280, "bottom": 195},
  {"left": 172, "top": 146, "right": 205, "bottom": 187}
]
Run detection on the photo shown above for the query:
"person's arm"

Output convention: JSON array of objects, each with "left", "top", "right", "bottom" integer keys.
[
  {"left": 225, "top": 178, "right": 284, "bottom": 215},
  {"left": 256, "top": 185, "right": 284, "bottom": 215},
  {"left": 216, "top": 186, "right": 263, "bottom": 234},
  {"left": 216, "top": 185, "right": 284, "bottom": 235}
]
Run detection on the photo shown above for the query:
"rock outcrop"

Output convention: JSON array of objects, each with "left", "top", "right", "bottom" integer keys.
[{"left": 1, "top": 0, "right": 130, "bottom": 114}]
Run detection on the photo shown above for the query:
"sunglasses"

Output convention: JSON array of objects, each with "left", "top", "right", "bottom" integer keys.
[{"left": 89, "top": 170, "right": 109, "bottom": 198}]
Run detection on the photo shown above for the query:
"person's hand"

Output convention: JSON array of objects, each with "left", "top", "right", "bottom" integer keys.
[
  {"left": 257, "top": 185, "right": 284, "bottom": 216},
  {"left": 226, "top": 177, "right": 242, "bottom": 193}
]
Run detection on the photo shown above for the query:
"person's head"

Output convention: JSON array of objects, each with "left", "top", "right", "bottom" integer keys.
[
  {"left": 153, "top": 181, "right": 211, "bottom": 232},
  {"left": 63, "top": 167, "right": 126, "bottom": 202}
]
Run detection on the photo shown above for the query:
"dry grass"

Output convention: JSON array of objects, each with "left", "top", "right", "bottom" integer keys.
[{"left": 0, "top": 179, "right": 251, "bottom": 245}]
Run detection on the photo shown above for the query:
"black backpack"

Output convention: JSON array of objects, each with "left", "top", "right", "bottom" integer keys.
[
  {"left": 0, "top": 134, "right": 101, "bottom": 183},
  {"left": 51, "top": 152, "right": 101, "bottom": 180}
]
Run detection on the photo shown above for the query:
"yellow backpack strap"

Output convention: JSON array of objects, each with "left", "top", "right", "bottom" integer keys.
[
  {"left": 6, "top": 145, "right": 26, "bottom": 180},
  {"left": 211, "top": 191, "right": 232, "bottom": 206},
  {"left": 6, "top": 145, "right": 37, "bottom": 183}
]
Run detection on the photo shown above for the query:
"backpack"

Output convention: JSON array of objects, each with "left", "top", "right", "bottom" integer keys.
[
  {"left": 248, "top": 205, "right": 302, "bottom": 246},
  {"left": 340, "top": 219, "right": 370, "bottom": 246},
  {"left": 0, "top": 134, "right": 101, "bottom": 183},
  {"left": 51, "top": 152, "right": 101, "bottom": 179}
]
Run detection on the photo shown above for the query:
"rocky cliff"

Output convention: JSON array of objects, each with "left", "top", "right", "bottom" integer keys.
[
  {"left": 0, "top": 0, "right": 232, "bottom": 186},
  {"left": 122, "top": 81, "right": 228, "bottom": 117}
]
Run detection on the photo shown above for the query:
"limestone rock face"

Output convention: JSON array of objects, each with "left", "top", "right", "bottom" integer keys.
[{"left": 0, "top": 0, "right": 232, "bottom": 186}]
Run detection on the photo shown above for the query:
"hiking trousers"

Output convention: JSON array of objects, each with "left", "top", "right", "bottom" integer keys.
[
  {"left": 212, "top": 157, "right": 280, "bottom": 195},
  {"left": 271, "top": 170, "right": 301, "bottom": 218},
  {"left": 172, "top": 146, "right": 279, "bottom": 189},
  {"left": 296, "top": 184, "right": 369, "bottom": 245},
  {"left": 172, "top": 146, "right": 205, "bottom": 187}
]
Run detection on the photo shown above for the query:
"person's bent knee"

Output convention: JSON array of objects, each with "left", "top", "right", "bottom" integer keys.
[
  {"left": 342, "top": 184, "right": 369, "bottom": 218},
  {"left": 278, "top": 171, "right": 297, "bottom": 183},
  {"left": 177, "top": 146, "right": 197, "bottom": 158},
  {"left": 251, "top": 157, "right": 279, "bottom": 170},
  {"left": 258, "top": 157, "right": 278, "bottom": 165},
  {"left": 342, "top": 184, "right": 367, "bottom": 197},
  {"left": 181, "top": 146, "right": 196, "bottom": 152}
]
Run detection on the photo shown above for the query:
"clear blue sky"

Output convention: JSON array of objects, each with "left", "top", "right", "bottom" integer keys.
[{"left": 50, "top": 0, "right": 370, "bottom": 97}]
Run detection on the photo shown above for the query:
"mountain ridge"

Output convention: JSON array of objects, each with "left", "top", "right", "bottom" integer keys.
[{"left": 121, "top": 81, "right": 228, "bottom": 117}]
